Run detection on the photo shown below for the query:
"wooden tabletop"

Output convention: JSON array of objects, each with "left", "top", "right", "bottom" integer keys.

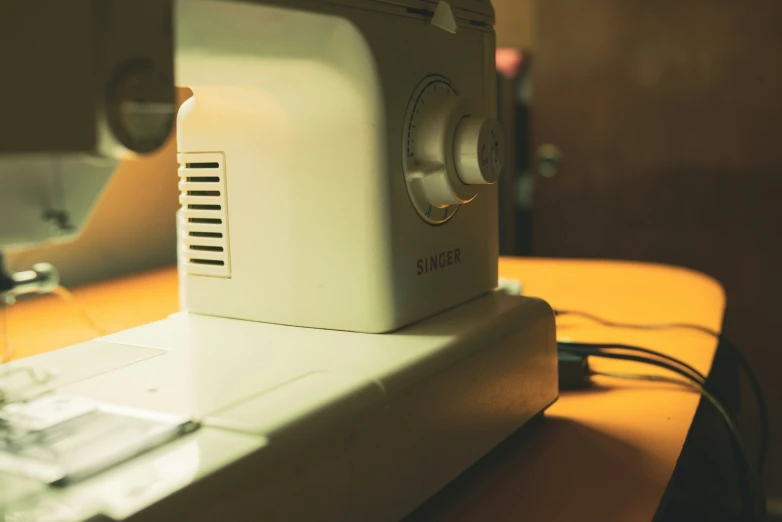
[{"left": 2, "top": 257, "right": 725, "bottom": 522}]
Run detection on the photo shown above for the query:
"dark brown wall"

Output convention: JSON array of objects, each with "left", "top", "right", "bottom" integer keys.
[{"left": 531, "top": 0, "right": 782, "bottom": 501}]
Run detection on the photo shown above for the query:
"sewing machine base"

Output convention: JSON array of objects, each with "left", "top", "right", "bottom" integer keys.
[{"left": 0, "top": 292, "right": 557, "bottom": 521}]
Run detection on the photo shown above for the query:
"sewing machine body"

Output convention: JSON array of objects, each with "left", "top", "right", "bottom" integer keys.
[
  {"left": 0, "top": 293, "right": 557, "bottom": 521},
  {"left": 175, "top": 0, "right": 500, "bottom": 333},
  {"left": 0, "top": 1, "right": 559, "bottom": 519}
]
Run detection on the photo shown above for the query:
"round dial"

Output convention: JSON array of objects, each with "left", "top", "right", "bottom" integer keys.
[{"left": 402, "top": 75, "right": 504, "bottom": 225}]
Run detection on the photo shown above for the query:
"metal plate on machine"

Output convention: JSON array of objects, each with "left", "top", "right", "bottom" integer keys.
[
  {"left": 0, "top": 395, "right": 195, "bottom": 485},
  {"left": 0, "top": 341, "right": 166, "bottom": 404}
]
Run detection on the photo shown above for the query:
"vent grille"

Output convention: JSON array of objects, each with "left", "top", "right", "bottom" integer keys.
[{"left": 178, "top": 152, "right": 231, "bottom": 277}]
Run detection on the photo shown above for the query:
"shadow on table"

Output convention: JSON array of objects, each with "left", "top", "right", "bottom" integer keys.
[
  {"left": 656, "top": 342, "right": 744, "bottom": 522},
  {"left": 406, "top": 415, "right": 655, "bottom": 522},
  {"left": 559, "top": 383, "right": 623, "bottom": 396}
]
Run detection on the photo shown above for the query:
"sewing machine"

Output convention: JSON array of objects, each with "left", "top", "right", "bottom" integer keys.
[{"left": 0, "top": 1, "right": 557, "bottom": 520}]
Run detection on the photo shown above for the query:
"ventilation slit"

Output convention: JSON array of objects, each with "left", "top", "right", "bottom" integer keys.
[
  {"left": 190, "top": 259, "right": 225, "bottom": 266},
  {"left": 178, "top": 152, "right": 230, "bottom": 277},
  {"left": 189, "top": 231, "right": 223, "bottom": 239},
  {"left": 186, "top": 162, "right": 220, "bottom": 169},
  {"left": 188, "top": 217, "right": 223, "bottom": 225},
  {"left": 189, "top": 245, "right": 224, "bottom": 252}
]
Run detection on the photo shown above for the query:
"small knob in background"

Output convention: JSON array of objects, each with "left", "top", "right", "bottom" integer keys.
[
  {"left": 536, "top": 143, "right": 562, "bottom": 178},
  {"left": 454, "top": 117, "right": 504, "bottom": 185}
]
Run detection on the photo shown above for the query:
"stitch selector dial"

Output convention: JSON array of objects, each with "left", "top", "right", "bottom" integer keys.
[{"left": 402, "top": 75, "right": 503, "bottom": 225}]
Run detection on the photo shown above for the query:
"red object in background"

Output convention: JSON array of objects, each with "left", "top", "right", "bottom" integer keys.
[{"left": 496, "top": 47, "right": 524, "bottom": 78}]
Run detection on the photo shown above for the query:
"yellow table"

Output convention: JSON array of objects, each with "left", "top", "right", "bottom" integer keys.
[{"left": 3, "top": 258, "right": 725, "bottom": 521}]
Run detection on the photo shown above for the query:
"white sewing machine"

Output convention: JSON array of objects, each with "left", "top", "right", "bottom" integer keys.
[{"left": 0, "top": 1, "right": 557, "bottom": 520}]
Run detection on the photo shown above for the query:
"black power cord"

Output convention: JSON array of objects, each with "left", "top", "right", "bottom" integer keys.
[
  {"left": 559, "top": 341, "right": 707, "bottom": 384},
  {"left": 0, "top": 253, "right": 13, "bottom": 294},
  {"left": 554, "top": 309, "right": 768, "bottom": 479},
  {"left": 558, "top": 343, "right": 767, "bottom": 521}
]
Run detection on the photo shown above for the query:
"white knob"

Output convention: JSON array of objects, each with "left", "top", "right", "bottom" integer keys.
[
  {"left": 402, "top": 75, "right": 503, "bottom": 224},
  {"left": 410, "top": 97, "right": 478, "bottom": 208},
  {"left": 454, "top": 117, "right": 504, "bottom": 185}
]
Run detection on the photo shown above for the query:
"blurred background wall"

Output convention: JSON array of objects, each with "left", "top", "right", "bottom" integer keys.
[
  {"left": 493, "top": 0, "right": 782, "bottom": 516},
  {"left": 495, "top": 0, "right": 534, "bottom": 50}
]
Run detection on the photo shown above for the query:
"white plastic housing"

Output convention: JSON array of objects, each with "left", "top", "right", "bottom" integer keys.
[
  {"left": 175, "top": 0, "right": 499, "bottom": 333},
  {"left": 0, "top": 292, "right": 558, "bottom": 521}
]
